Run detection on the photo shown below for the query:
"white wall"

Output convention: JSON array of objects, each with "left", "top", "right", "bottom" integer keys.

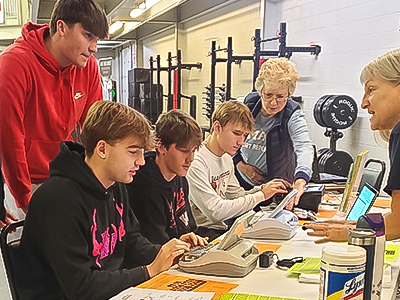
[
  {"left": 267, "top": 0, "right": 400, "bottom": 175},
  {"left": 182, "top": 0, "right": 262, "bottom": 125}
]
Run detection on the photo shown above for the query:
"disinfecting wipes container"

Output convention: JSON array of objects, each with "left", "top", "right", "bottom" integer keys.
[{"left": 319, "top": 244, "right": 366, "bottom": 300}]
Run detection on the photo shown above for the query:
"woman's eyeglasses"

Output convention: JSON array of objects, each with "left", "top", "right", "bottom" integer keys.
[{"left": 262, "top": 92, "right": 289, "bottom": 104}]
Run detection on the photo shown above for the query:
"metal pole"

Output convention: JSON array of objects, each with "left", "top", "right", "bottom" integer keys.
[
  {"left": 210, "top": 41, "right": 216, "bottom": 129},
  {"left": 149, "top": 56, "right": 154, "bottom": 121},
  {"left": 226, "top": 37, "right": 233, "bottom": 101},
  {"left": 156, "top": 55, "right": 161, "bottom": 115},
  {"left": 177, "top": 49, "right": 182, "bottom": 109},
  {"left": 167, "top": 52, "right": 173, "bottom": 110},
  {"left": 279, "top": 22, "right": 287, "bottom": 57},
  {"left": 253, "top": 29, "right": 261, "bottom": 91}
]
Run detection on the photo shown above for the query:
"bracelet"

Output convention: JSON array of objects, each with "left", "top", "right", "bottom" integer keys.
[{"left": 142, "top": 265, "right": 150, "bottom": 280}]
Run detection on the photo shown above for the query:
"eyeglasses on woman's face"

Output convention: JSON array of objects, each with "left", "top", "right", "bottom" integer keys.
[{"left": 261, "top": 92, "right": 289, "bottom": 105}]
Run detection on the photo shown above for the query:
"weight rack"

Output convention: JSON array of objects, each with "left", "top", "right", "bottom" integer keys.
[
  {"left": 149, "top": 49, "right": 202, "bottom": 119},
  {"left": 253, "top": 23, "right": 321, "bottom": 91},
  {"left": 204, "top": 22, "right": 321, "bottom": 129},
  {"left": 202, "top": 84, "right": 226, "bottom": 121}
]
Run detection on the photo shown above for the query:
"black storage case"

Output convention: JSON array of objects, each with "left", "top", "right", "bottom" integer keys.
[{"left": 295, "top": 184, "right": 325, "bottom": 213}]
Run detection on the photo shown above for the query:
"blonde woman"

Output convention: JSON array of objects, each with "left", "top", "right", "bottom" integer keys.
[
  {"left": 306, "top": 49, "right": 400, "bottom": 242},
  {"left": 233, "top": 58, "right": 313, "bottom": 203}
]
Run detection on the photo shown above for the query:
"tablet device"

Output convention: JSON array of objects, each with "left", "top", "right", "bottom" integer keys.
[
  {"left": 268, "top": 189, "right": 298, "bottom": 218},
  {"left": 346, "top": 182, "right": 379, "bottom": 221}
]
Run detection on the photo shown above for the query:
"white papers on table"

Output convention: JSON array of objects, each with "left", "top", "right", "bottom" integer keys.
[{"left": 109, "top": 287, "right": 215, "bottom": 300}]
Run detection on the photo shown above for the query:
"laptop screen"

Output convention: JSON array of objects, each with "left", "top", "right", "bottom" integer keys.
[{"left": 346, "top": 183, "right": 379, "bottom": 221}]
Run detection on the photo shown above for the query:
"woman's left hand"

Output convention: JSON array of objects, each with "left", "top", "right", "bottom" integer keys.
[{"left": 304, "top": 220, "right": 356, "bottom": 243}]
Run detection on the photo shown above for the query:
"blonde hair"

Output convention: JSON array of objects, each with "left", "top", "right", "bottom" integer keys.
[
  {"left": 211, "top": 101, "right": 254, "bottom": 133},
  {"left": 360, "top": 49, "right": 400, "bottom": 86},
  {"left": 360, "top": 49, "right": 400, "bottom": 142},
  {"left": 82, "top": 101, "right": 153, "bottom": 157},
  {"left": 255, "top": 58, "right": 299, "bottom": 95}
]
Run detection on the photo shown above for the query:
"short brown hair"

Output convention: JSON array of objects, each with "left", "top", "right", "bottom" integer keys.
[
  {"left": 50, "top": 0, "right": 108, "bottom": 39},
  {"left": 211, "top": 101, "right": 254, "bottom": 133},
  {"left": 155, "top": 109, "right": 202, "bottom": 149},
  {"left": 82, "top": 101, "right": 153, "bottom": 157}
]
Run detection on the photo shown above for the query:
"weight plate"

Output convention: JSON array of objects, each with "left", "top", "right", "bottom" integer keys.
[
  {"left": 317, "top": 147, "right": 329, "bottom": 159},
  {"left": 323, "top": 151, "right": 353, "bottom": 177},
  {"left": 317, "top": 148, "right": 329, "bottom": 174},
  {"left": 321, "top": 95, "right": 358, "bottom": 129},
  {"left": 318, "top": 149, "right": 334, "bottom": 174},
  {"left": 313, "top": 95, "right": 332, "bottom": 127}
]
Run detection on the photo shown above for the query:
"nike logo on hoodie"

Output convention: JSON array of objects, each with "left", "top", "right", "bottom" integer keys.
[{"left": 74, "top": 92, "right": 84, "bottom": 100}]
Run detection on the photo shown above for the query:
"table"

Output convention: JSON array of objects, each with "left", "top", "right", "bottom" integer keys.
[{"left": 165, "top": 206, "right": 400, "bottom": 300}]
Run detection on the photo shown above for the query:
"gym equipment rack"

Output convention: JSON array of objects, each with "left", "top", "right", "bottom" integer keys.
[
  {"left": 149, "top": 49, "right": 202, "bottom": 119},
  {"left": 204, "top": 22, "right": 321, "bottom": 129}
]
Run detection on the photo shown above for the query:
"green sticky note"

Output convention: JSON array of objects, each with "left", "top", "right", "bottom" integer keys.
[
  {"left": 288, "top": 257, "right": 321, "bottom": 275},
  {"left": 385, "top": 244, "right": 400, "bottom": 262},
  {"left": 218, "top": 293, "right": 306, "bottom": 300}
]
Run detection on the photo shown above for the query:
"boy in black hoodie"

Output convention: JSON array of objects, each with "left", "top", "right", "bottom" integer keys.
[
  {"left": 19, "top": 102, "right": 203, "bottom": 300},
  {"left": 127, "top": 110, "right": 205, "bottom": 244}
]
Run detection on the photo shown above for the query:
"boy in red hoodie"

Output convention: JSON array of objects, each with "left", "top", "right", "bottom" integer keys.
[{"left": 0, "top": 0, "right": 108, "bottom": 217}]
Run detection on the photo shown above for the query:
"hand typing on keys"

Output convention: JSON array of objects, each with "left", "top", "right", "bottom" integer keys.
[{"left": 181, "top": 243, "right": 219, "bottom": 261}]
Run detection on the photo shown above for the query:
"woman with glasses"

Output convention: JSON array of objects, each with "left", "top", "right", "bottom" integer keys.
[{"left": 233, "top": 57, "right": 313, "bottom": 205}]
